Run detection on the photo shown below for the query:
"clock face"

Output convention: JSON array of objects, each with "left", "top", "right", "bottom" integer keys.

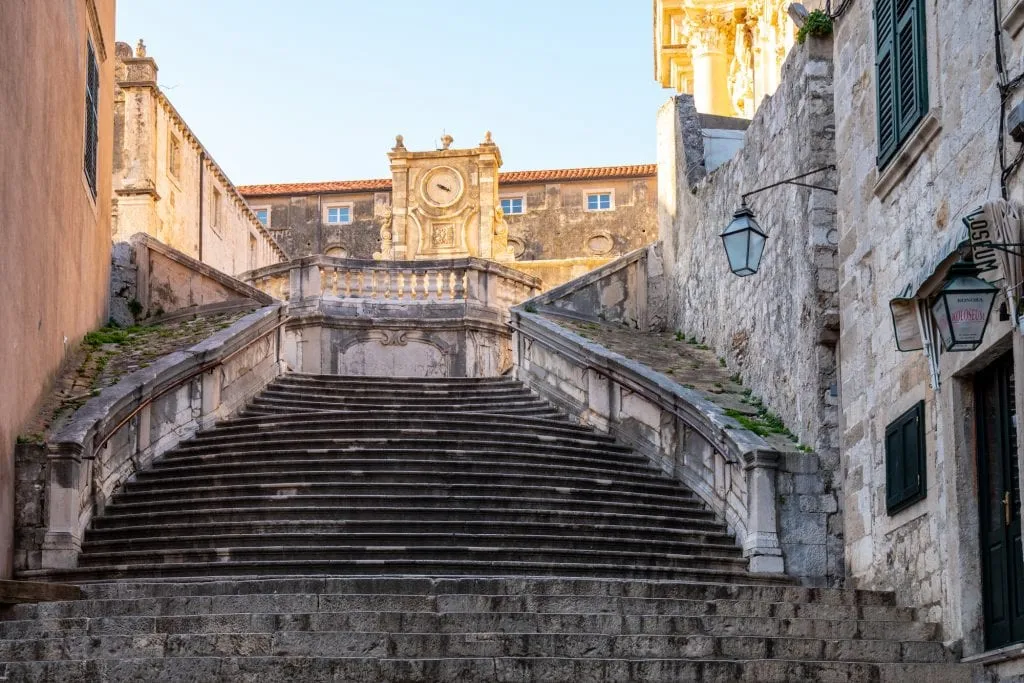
[{"left": 421, "top": 166, "right": 464, "bottom": 208}]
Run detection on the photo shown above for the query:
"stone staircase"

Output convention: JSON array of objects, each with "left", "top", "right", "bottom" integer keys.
[{"left": 2, "top": 373, "right": 979, "bottom": 681}]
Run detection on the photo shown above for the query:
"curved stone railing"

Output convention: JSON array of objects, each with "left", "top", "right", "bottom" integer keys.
[
  {"left": 511, "top": 291, "right": 786, "bottom": 576},
  {"left": 34, "top": 304, "right": 288, "bottom": 571},
  {"left": 242, "top": 256, "right": 541, "bottom": 311}
]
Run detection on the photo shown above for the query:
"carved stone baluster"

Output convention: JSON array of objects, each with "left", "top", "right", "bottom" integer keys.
[{"left": 454, "top": 268, "right": 467, "bottom": 301}]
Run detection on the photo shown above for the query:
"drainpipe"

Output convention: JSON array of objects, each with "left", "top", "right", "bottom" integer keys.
[
  {"left": 317, "top": 193, "right": 323, "bottom": 255},
  {"left": 198, "top": 150, "right": 205, "bottom": 261}
]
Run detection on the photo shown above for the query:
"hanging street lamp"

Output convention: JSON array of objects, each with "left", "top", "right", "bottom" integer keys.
[
  {"left": 930, "top": 259, "right": 999, "bottom": 352},
  {"left": 721, "top": 204, "right": 768, "bottom": 277},
  {"left": 720, "top": 165, "right": 837, "bottom": 276}
]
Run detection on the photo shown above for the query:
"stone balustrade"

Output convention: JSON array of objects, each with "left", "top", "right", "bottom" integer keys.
[
  {"left": 243, "top": 256, "right": 539, "bottom": 311},
  {"left": 21, "top": 305, "right": 288, "bottom": 572}
]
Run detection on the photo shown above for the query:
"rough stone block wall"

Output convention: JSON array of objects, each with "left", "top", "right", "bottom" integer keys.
[
  {"left": 833, "top": 0, "right": 1020, "bottom": 652},
  {"left": 657, "top": 39, "right": 841, "bottom": 583}
]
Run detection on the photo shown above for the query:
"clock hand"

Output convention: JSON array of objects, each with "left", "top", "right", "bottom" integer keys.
[{"left": 436, "top": 183, "right": 451, "bottom": 192}]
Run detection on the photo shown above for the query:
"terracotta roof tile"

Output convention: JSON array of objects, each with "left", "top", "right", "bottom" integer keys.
[{"left": 237, "top": 164, "right": 656, "bottom": 197}]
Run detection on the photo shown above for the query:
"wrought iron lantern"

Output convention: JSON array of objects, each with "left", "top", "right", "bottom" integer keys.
[
  {"left": 720, "top": 204, "right": 768, "bottom": 277},
  {"left": 930, "top": 260, "right": 999, "bottom": 352},
  {"left": 721, "top": 165, "right": 837, "bottom": 277}
]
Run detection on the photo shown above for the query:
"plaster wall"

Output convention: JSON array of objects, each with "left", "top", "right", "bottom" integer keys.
[
  {"left": 657, "top": 38, "right": 841, "bottom": 585},
  {"left": 833, "top": 0, "right": 1024, "bottom": 653},
  {"left": 0, "top": 0, "right": 116, "bottom": 578}
]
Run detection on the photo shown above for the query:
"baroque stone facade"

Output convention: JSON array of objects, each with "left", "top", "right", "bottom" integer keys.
[
  {"left": 112, "top": 42, "right": 286, "bottom": 276},
  {"left": 238, "top": 159, "right": 657, "bottom": 290},
  {"left": 654, "top": 0, "right": 824, "bottom": 117}
]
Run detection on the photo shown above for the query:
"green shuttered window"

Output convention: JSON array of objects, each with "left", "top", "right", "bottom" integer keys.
[
  {"left": 875, "top": 0, "right": 928, "bottom": 168},
  {"left": 83, "top": 41, "right": 100, "bottom": 197},
  {"left": 885, "top": 401, "right": 927, "bottom": 514}
]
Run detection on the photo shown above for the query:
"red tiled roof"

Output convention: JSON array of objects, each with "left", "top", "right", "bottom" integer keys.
[{"left": 237, "top": 164, "right": 656, "bottom": 197}]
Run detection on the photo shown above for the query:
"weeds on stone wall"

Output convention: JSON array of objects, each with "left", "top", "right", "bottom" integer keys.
[{"left": 797, "top": 10, "right": 833, "bottom": 44}]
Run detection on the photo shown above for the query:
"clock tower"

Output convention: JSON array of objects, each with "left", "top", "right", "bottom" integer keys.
[{"left": 378, "top": 132, "right": 513, "bottom": 262}]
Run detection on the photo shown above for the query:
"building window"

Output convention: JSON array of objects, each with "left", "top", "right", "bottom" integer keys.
[
  {"left": 325, "top": 204, "right": 352, "bottom": 225},
  {"left": 586, "top": 192, "right": 613, "bottom": 211},
  {"left": 83, "top": 40, "right": 100, "bottom": 197},
  {"left": 253, "top": 207, "right": 270, "bottom": 227},
  {"left": 885, "top": 401, "right": 926, "bottom": 514},
  {"left": 211, "top": 187, "right": 222, "bottom": 230},
  {"left": 501, "top": 197, "right": 525, "bottom": 215},
  {"left": 168, "top": 134, "right": 181, "bottom": 179},
  {"left": 875, "top": 0, "right": 928, "bottom": 168}
]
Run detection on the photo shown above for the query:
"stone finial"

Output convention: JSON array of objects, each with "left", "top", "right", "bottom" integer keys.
[
  {"left": 482, "top": 131, "right": 494, "bottom": 145},
  {"left": 135, "top": 39, "right": 147, "bottom": 58},
  {"left": 441, "top": 134, "right": 454, "bottom": 150},
  {"left": 114, "top": 41, "right": 133, "bottom": 60},
  {"left": 393, "top": 134, "right": 406, "bottom": 151}
]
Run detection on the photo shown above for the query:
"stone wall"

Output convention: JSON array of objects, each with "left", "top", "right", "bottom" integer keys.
[
  {"left": 110, "top": 234, "right": 275, "bottom": 325},
  {"left": 240, "top": 175, "right": 657, "bottom": 265},
  {"left": 112, "top": 42, "right": 286, "bottom": 277},
  {"left": 0, "top": 0, "right": 116, "bottom": 578},
  {"left": 657, "top": 39, "right": 841, "bottom": 583},
  {"left": 833, "top": 0, "right": 1024, "bottom": 654},
  {"left": 502, "top": 177, "right": 657, "bottom": 261}
]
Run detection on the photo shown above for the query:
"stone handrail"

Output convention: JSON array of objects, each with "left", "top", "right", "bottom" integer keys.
[
  {"left": 38, "top": 304, "right": 288, "bottom": 571},
  {"left": 242, "top": 256, "right": 541, "bottom": 311},
  {"left": 510, "top": 298, "right": 785, "bottom": 576}
]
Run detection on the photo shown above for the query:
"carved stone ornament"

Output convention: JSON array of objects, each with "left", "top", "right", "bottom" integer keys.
[
  {"left": 440, "top": 134, "right": 454, "bottom": 150},
  {"left": 135, "top": 39, "right": 147, "bottom": 58},
  {"left": 372, "top": 206, "right": 394, "bottom": 260},
  {"left": 393, "top": 135, "right": 406, "bottom": 151},
  {"left": 432, "top": 223, "right": 456, "bottom": 248}
]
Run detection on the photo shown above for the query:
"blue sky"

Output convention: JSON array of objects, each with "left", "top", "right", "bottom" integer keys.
[{"left": 116, "top": 1, "right": 670, "bottom": 185}]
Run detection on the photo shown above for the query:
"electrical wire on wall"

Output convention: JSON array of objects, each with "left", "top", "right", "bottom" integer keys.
[
  {"left": 825, "top": 0, "right": 852, "bottom": 20},
  {"left": 995, "top": 0, "right": 1024, "bottom": 198}
]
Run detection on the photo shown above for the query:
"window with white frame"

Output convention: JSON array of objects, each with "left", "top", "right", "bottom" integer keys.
[
  {"left": 501, "top": 196, "right": 525, "bottom": 215},
  {"left": 325, "top": 204, "right": 352, "bottom": 225},
  {"left": 253, "top": 207, "right": 270, "bottom": 227},
  {"left": 586, "top": 192, "right": 613, "bottom": 211}
]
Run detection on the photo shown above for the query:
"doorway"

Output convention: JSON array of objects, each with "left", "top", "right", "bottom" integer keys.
[{"left": 977, "top": 352, "right": 1024, "bottom": 649}]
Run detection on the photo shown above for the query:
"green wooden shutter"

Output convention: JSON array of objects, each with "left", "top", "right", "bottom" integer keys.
[
  {"left": 876, "top": 0, "right": 927, "bottom": 167},
  {"left": 886, "top": 402, "right": 926, "bottom": 514},
  {"left": 885, "top": 421, "right": 905, "bottom": 510},
  {"left": 876, "top": 0, "right": 897, "bottom": 165},
  {"left": 894, "top": 0, "right": 928, "bottom": 139}
]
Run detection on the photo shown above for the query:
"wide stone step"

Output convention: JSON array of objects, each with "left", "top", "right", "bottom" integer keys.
[
  {"left": 0, "top": 630, "right": 952, "bottom": 663},
  {"left": 169, "top": 436, "right": 634, "bottom": 461},
  {"left": 107, "top": 481, "right": 706, "bottom": 510},
  {"left": 90, "top": 503, "right": 725, "bottom": 532},
  {"left": 279, "top": 373, "right": 520, "bottom": 387},
  {"left": 75, "top": 543, "right": 750, "bottom": 572},
  {"left": 136, "top": 455, "right": 665, "bottom": 485},
  {"left": 242, "top": 404, "right": 563, "bottom": 419},
  {"left": 79, "top": 531, "right": 743, "bottom": 559},
  {"left": 121, "top": 469, "right": 694, "bottom": 498},
  {"left": 249, "top": 396, "right": 554, "bottom": 412},
  {"left": 0, "top": 656, "right": 979, "bottom": 683},
  {"left": 92, "top": 495, "right": 724, "bottom": 525},
  {"left": 84, "top": 519, "right": 733, "bottom": 546},
  {"left": 210, "top": 410, "right": 610, "bottom": 441},
  {"left": 261, "top": 385, "right": 540, "bottom": 401},
  {"left": 5, "top": 589, "right": 910, "bottom": 623},
  {"left": 32, "top": 559, "right": 783, "bottom": 583},
  {"left": 0, "top": 610, "right": 938, "bottom": 641}
]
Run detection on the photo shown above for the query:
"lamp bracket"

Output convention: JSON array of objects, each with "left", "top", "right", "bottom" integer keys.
[{"left": 741, "top": 165, "right": 838, "bottom": 205}]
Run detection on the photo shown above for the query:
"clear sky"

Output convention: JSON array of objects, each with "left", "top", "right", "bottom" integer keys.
[{"left": 115, "top": 1, "right": 670, "bottom": 185}]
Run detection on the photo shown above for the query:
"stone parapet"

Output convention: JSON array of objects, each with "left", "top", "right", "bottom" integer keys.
[{"left": 17, "top": 305, "right": 288, "bottom": 572}]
